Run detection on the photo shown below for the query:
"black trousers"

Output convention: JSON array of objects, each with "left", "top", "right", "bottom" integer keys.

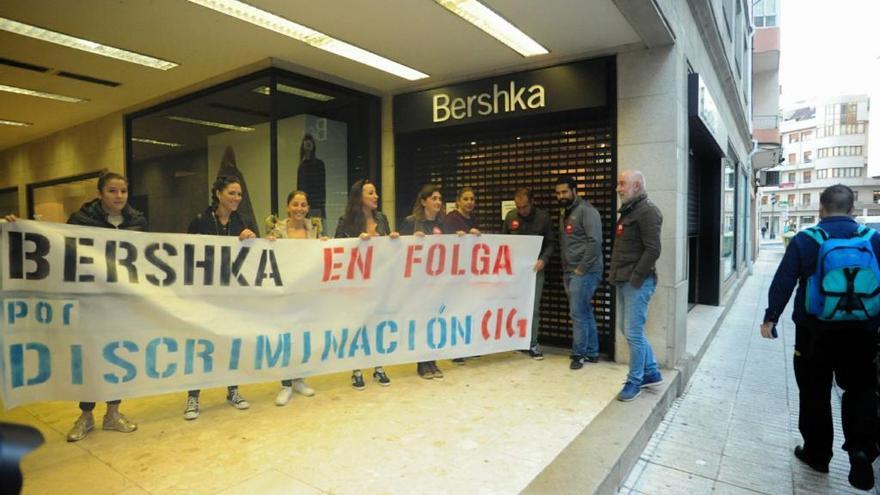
[
  {"left": 79, "top": 400, "right": 120, "bottom": 412},
  {"left": 794, "top": 324, "right": 878, "bottom": 462}
]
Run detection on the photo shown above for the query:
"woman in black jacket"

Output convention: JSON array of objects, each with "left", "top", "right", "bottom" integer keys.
[
  {"left": 399, "top": 184, "right": 447, "bottom": 380},
  {"left": 183, "top": 175, "right": 257, "bottom": 420},
  {"left": 67, "top": 172, "right": 146, "bottom": 441},
  {"left": 335, "top": 179, "right": 398, "bottom": 390}
]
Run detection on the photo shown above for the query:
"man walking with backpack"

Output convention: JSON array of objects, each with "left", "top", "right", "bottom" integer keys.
[{"left": 761, "top": 184, "right": 879, "bottom": 490}]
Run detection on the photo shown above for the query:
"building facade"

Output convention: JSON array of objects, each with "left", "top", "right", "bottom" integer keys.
[{"left": 759, "top": 95, "right": 874, "bottom": 235}]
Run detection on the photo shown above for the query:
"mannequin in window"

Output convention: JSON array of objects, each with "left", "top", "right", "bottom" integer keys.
[{"left": 296, "top": 133, "right": 326, "bottom": 220}]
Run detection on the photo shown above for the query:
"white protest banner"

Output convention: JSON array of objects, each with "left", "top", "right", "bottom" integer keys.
[{"left": 0, "top": 220, "right": 540, "bottom": 409}]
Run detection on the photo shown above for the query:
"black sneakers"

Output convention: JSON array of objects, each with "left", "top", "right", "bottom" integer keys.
[
  {"left": 528, "top": 345, "right": 544, "bottom": 360},
  {"left": 373, "top": 367, "right": 391, "bottom": 386},
  {"left": 351, "top": 371, "right": 366, "bottom": 390},
  {"left": 570, "top": 356, "right": 585, "bottom": 370}
]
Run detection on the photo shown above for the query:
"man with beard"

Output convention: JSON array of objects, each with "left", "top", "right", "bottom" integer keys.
[
  {"left": 609, "top": 170, "right": 663, "bottom": 402},
  {"left": 554, "top": 176, "right": 603, "bottom": 369}
]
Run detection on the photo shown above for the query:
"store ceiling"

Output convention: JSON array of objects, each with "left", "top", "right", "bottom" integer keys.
[{"left": 0, "top": 0, "right": 641, "bottom": 151}]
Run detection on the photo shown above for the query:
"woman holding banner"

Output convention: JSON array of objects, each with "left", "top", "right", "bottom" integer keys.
[
  {"left": 399, "top": 184, "right": 447, "bottom": 380},
  {"left": 265, "top": 190, "right": 324, "bottom": 405},
  {"left": 443, "top": 186, "right": 481, "bottom": 365},
  {"left": 183, "top": 175, "right": 257, "bottom": 420},
  {"left": 335, "top": 179, "right": 398, "bottom": 390},
  {"left": 66, "top": 171, "right": 147, "bottom": 441},
  {"left": 443, "top": 186, "right": 481, "bottom": 236}
]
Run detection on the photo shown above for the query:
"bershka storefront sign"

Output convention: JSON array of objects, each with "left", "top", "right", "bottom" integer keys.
[
  {"left": 394, "top": 58, "right": 609, "bottom": 133},
  {"left": 433, "top": 81, "right": 545, "bottom": 123}
]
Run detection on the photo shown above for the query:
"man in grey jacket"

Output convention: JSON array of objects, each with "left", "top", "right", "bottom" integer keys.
[
  {"left": 555, "top": 176, "right": 603, "bottom": 369},
  {"left": 503, "top": 187, "right": 556, "bottom": 359},
  {"left": 609, "top": 170, "right": 663, "bottom": 402}
]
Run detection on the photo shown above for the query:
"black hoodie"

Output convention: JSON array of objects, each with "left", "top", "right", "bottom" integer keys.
[{"left": 66, "top": 198, "right": 148, "bottom": 231}]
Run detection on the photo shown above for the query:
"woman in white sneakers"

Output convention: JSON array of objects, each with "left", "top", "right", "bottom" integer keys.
[{"left": 265, "top": 190, "right": 325, "bottom": 405}]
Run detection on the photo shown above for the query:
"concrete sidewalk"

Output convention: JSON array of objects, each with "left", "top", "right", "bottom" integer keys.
[{"left": 619, "top": 243, "right": 877, "bottom": 494}]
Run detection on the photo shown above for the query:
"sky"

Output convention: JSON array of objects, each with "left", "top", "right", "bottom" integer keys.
[{"left": 779, "top": 0, "right": 880, "bottom": 107}]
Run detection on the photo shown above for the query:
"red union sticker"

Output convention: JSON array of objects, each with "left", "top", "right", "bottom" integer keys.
[
  {"left": 432, "top": 226, "right": 443, "bottom": 235},
  {"left": 564, "top": 223, "right": 574, "bottom": 235},
  {"left": 511, "top": 219, "right": 520, "bottom": 231},
  {"left": 616, "top": 222, "right": 624, "bottom": 237}
]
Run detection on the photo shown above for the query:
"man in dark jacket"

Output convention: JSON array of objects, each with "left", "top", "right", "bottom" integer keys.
[
  {"left": 760, "top": 184, "right": 878, "bottom": 490},
  {"left": 555, "top": 176, "right": 603, "bottom": 369},
  {"left": 609, "top": 170, "right": 663, "bottom": 402},
  {"left": 503, "top": 187, "right": 556, "bottom": 359}
]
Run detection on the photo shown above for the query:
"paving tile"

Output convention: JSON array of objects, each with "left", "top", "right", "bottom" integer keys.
[
  {"left": 645, "top": 438, "right": 721, "bottom": 479},
  {"left": 712, "top": 480, "right": 770, "bottom": 494},
  {"left": 630, "top": 462, "right": 714, "bottom": 495}
]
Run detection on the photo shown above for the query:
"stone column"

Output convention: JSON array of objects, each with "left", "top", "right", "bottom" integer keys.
[{"left": 615, "top": 46, "right": 689, "bottom": 369}]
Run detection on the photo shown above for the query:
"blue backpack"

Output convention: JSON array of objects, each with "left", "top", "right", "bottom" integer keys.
[{"left": 804, "top": 225, "right": 880, "bottom": 321}]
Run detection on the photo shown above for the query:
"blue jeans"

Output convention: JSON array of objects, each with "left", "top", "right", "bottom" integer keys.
[
  {"left": 618, "top": 276, "right": 660, "bottom": 385},
  {"left": 563, "top": 271, "right": 601, "bottom": 358}
]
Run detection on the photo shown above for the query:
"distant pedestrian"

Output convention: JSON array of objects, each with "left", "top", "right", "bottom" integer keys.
[{"left": 760, "top": 184, "right": 879, "bottom": 490}]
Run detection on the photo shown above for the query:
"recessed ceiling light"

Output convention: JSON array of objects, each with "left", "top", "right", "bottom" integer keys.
[
  {"left": 0, "top": 118, "right": 33, "bottom": 127},
  {"left": 252, "top": 83, "right": 334, "bottom": 102},
  {"left": 166, "top": 115, "right": 255, "bottom": 132},
  {"left": 0, "top": 17, "right": 178, "bottom": 70},
  {"left": 434, "top": 0, "right": 548, "bottom": 57},
  {"left": 185, "top": 0, "right": 428, "bottom": 80},
  {"left": 0, "top": 83, "right": 87, "bottom": 103},
  {"left": 132, "top": 137, "right": 183, "bottom": 147}
]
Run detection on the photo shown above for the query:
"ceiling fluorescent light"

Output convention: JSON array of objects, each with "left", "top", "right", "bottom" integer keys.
[
  {"left": 0, "top": 17, "right": 178, "bottom": 70},
  {"left": 0, "top": 119, "right": 33, "bottom": 127},
  {"left": 0, "top": 83, "right": 87, "bottom": 103},
  {"left": 166, "top": 116, "right": 255, "bottom": 132},
  {"left": 252, "top": 84, "right": 334, "bottom": 101},
  {"left": 185, "top": 0, "right": 428, "bottom": 80},
  {"left": 434, "top": 0, "right": 548, "bottom": 57},
  {"left": 132, "top": 137, "right": 183, "bottom": 147}
]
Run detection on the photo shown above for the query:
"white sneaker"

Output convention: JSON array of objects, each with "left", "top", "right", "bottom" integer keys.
[
  {"left": 275, "top": 386, "right": 293, "bottom": 406},
  {"left": 292, "top": 379, "right": 315, "bottom": 397},
  {"left": 184, "top": 396, "right": 200, "bottom": 420}
]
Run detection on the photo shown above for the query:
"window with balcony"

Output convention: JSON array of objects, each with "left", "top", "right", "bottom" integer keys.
[
  {"left": 818, "top": 146, "right": 863, "bottom": 158},
  {"left": 801, "top": 130, "right": 813, "bottom": 140},
  {"left": 803, "top": 170, "right": 812, "bottom": 183},
  {"left": 831, "top": 167, "right": 863, "bottom": 178},
  {"left": 804, "top": 151, "right": 813, "bottom": 163},
  {"left": 818, "top": 169, "right": 828, "bottom": 179},
  {"left": 789, "top": 133, "right": 800, "bottom": 143},
  {"left": 753, "top": 0, "right": 778, "bottom": 27},
  {"left": 787, "top": 172, "right": 796, "bottom": 183},
  {"left": 787, "top": 194, "right": 796, "bottom": 206},
  {"left": 802, "top": 193, "right": 811, "bottom": 206},
  {"left": 788, "top": 153, "right": 797, "bottom": 165}
]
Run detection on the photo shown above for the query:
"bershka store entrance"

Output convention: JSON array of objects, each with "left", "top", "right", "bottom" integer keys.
[{"left": 393, "top": 57, "right": 617, "bottom": 354}]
